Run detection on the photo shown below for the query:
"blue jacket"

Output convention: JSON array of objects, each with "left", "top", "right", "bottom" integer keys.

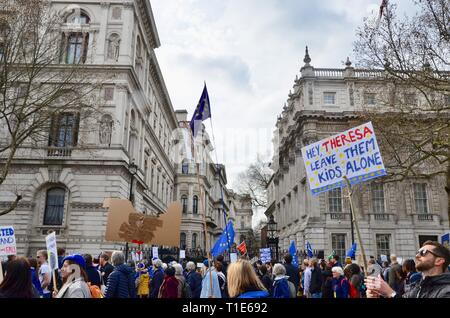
[
  {"left": 150, "top": 268, "right": 165, "bottom": 298},
  {"left": 273, "top": 277, "right": 290, "bottom": 298},
  {"left": 238, "top": 290, "right": 269, "bottom": 298},
  {"left": 30, "top": 268, "right": 43, "bottom": 296},
  {"left": 332, "top": 276, "right": 349, "bottom": 298},
  {"left": 104, "top": 264, "right": 136, "bottom": 298},
  {"left": 186, "top": 271, "right": 202, "bottom": 298}
]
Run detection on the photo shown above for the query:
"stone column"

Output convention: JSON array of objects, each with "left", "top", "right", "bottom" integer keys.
[{"left": 188, "top": 183, "right": 194, "bottom": 214}]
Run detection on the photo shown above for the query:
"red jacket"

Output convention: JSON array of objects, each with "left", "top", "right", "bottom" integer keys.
[{"left": 158, "top": 276, "right": 179, "bottom": 298}]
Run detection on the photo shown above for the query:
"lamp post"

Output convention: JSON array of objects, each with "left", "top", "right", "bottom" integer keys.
[
  {"left": 267, "top": 214, "right": 279, "bottom": 261},
  {"left": 125, "top": 159, "right": 138, "bottom": 262}
]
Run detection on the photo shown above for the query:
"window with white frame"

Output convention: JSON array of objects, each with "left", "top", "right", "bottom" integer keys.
[
  {"left": 323, "top": 92, "right": 336, "bottom": 105},
  {"left": 376, "top": 234, "right": 391, "bottom": 259},
  {"left": 413, "top": 183, "right": 428, "bottom": 214},
  {"left": 328, "top": 188, "right": 342, "bottom": 213},
  {"left": 371, "top": 183, "right": 385, "bottom": 214},
  {"left": 331, "top": 234, "right": 346, "bottom": 262}
]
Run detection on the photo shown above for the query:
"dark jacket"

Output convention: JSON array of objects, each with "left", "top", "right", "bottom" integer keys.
[
  {"left": 388, "top": 263, "right": 403, "bottom": 293},
  {"left": 284, "top": 263, "right": 300, "bottom": 292},
  {"left": 100, "top": 262, "right": 114, "bottom": 285},
  {"left": 186, "top": 270, "right": 202, "bottom": 298},
  {"left": 86, "top": 266, "right": 102, "bottom": 288},
  {"left": 332, "top": 276, "right": 349, "bottom": 298},
  {"left": 310, "top": 266, "right": 323, "bottom": 294},
  {"left": 321, "top": 269, "right": 333, "bottom": 298},
  {"left": 260, "top": 274, "right": 273, "bottom": 296},
  {"left": 402, "top": 272, "right": 450, "bottom": 298},
  {"left": 150, "top": 268, "right": 165, "bottom": 298},
  {"left": 104, "top": 264, "right": 136, "bottom": 298}
]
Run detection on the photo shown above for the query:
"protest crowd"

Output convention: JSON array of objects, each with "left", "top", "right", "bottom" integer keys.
[{"left": 0, "top": 239, "right": 449, "bottom": 299}]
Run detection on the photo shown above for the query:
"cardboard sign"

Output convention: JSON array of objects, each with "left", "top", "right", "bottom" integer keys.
[
  {"left": 104, "top": 199, "right": 182, "bottom": 247},
  {"left": 180, "top": 250, "right": 186, "bottom": 259},
  {"left": 0, "top": 226, "right": 16, "bottom": 256},
  {"left": 302, "top": 122, "right": 386, "bottom": 195},
  {"left": 230, "top": 253, "right": 238, "bottom": 263},
  {"left": 260, "top": 248, "right": 271, "bottom": 264},
  {"left": 45, "top": 232, "right": 59, "bottom": 271},
  {"left": 152, "top": 247, "right": 159, "bottom": 259}
]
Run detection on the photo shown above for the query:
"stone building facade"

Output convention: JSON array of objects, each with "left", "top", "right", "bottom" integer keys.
[
  {"left": 266, "top": 48, "right": 449, "bottom": 262},
  {"left": 0, "top": 0, "right": 179, "bottom": 257}
]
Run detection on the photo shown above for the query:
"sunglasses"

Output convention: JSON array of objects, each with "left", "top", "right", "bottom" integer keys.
[
  {"left": 416, "top": 248, "right": 442, "bottom": 258},
  {"left": 36, "top": 256, "right": 41, "bottom": 258}
]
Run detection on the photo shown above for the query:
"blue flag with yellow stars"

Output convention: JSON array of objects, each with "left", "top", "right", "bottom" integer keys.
[
  {"left": 211, "top": 221, "right": 234, "bottom": 257},
  {"left": 189, "top": 83, "right": 211, "bottom": 138}
]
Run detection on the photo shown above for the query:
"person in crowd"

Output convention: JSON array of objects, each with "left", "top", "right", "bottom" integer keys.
[
  {"left": 368, "top": 258, "right": 383, "bottom": 277},
  {"left": 402, "top": 259, "right": 422, "bottom": 295},
  {"left": 99, "top": 253, "right": 114, "bottom": 286},
  {"left": 200, "top": 260, "right": 221, "bottom": 298},
  {"left": 0, "top": 257, "right": 39, "bottom": 298},
  {"left": 320, "top": 261, "right": 333, "bottom": 298},
  {"left": 388, "top": 254, "right": 403, "bottom": 294},
  {"left": 136, "top": 263, "right": 150, "bottom": 298},
  {"left": 104, "top": 251, "right": 136, "bottom": 298},
  {"left": 54, "top": 254, "right": 91, "bottom": 298},
  {"left": 227, "top": 259, "right": 269, "bottom": 298},
  {"left": 331, "top": 266, "right": 349, "bottom": 298},
  {"left": 215, "top": 261, "right": 228, "bottom": 298},
  {"left": 186, "top": 261, "right": 202, "bottom": 298},
  {"left": 150, "top": 258, "right": 165, "bottom": 298},
  {"left": 158, "top": 266, "right": 179, "bottom": 298},
  {"left": 259, "top": 264, "right": 273, "bottom": 296},
  {"left": 57, "top": 248, "right": 66, "bottom": 269},
  {"left": 272, "top": 263, "right": 296, "bottom": 298},
  {"left": 382, "top": 261, "right": 390, "bottom": 282},
  {"left": 173, "top": 263, "right": 190, "bottom": 298},
  {"left": 303, "top": 259, "right": 312, "bottom": 298},
  {"left": 283, "top": 254, "right": 300, "bottom": 294},
  {"left": 345, "top": 257, "right": 353, "bottom": 266},
  {"left": 36, "top": 250, "right": 51, "bottom": 298},
  {"left": 332, "top": 255, "right": 343, "bottom": 268},
  {"left": 83, "top": 254, "right": 102, "bottom": 288},
  {"left": 309, "top": 258, "right": 323, "bottom": 298},
  {"left": 28, "top": 258, "right": 43, "bottom": 297},
  {"left": 366, "top": 241, "right": 450, "bottom": 298},
  {"left": 1, "top": 255, "right": 16, "bottom": 272},
  {"left": 344, "top": 263, "right": 362, "bottom": 298},
  {"left": 93, "top": 257, "right": 100, "bottom": 270},
  {"left": 216, "top": 255, "right": 228, "bottom": 276}
]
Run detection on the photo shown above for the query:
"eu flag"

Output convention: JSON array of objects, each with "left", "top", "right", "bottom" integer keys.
[
  {"left": 346, "top": 243, "right": 357, "bottom": 260},
  {"left": 289, "top": 240, "right": 298, "bottom": 267},
  {"left": 211, "top": 221, "right": 235, "bottom": 257},
  {"left": 306, "top": 241, "right": 313, "bottom": 258},
  {"left": 190, "top": 84, "right": 211, "bottom": 138}
]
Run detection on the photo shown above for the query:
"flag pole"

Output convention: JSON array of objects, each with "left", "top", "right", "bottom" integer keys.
[
  {"left": 186, "top": 122, "right": 214, "bottom": 297},
  {"left": 343, "top": 176, "right": 368, "bottom": 276}
]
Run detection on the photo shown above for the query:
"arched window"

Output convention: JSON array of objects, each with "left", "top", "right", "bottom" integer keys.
[
  {"left": 193, "top": 195, "right": 198, "bottom": 214},
  {"left": 43, "top": 188, "right": 65, "bottom": 225},
  {"left": 66, "top": 12, "right": 90, "bottom": 24},
  {"left": 180, "top": 232, "right": 186, "bottom": 249},
  {"left": 192, "top": 233, "right": 198, "bottom": 249},
  {"left": 181, "top": 195, "right": 188, "bottom": 214},
  {"left": 60, "top": 12, "right": 90, "bottom": 64}
]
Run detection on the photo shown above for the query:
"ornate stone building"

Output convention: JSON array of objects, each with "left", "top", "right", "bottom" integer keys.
[
  {"left": 266, "top": 48, "right": 449, "bottom": 261},
  {"left": 0, "top": 0, "right": 178, "bottom": 256}
]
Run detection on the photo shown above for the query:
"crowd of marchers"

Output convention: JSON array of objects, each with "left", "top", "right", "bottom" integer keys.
[{"left": 0, "top": 240, "right": 449, "bottom": 298}]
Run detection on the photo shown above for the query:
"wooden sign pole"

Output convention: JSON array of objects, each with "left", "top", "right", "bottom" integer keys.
[
  {"left": 343, "top": 176, "right": 369, "bottom": 276},
  {"left": 0, "top": 261, "right": 3, "bottom": 285}
]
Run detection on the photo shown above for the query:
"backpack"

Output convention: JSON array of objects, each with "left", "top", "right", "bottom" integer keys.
[{"left": 88, "top": 282, "right": 104, "bottom": 298}]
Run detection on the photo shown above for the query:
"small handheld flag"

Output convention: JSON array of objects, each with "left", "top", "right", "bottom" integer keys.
[
  {"left": 306, "top": 241, "right": 313, "bottom": 259},
  {"left": 237, "top": 241, "right": 247, "bottom": 255},
  {"left": 346, "top": 243, "right": 357, "bottom": 260},
  {"left": 289, "top": 240, "right": 299, "bottom": 267},
  {"left": 211, "top": 221, "right": 235, "bottom": 257},
  {"left": 189, "top": 84, "right": 211, "bottom": 138}
]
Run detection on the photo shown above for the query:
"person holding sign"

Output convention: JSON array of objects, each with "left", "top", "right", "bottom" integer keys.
[
  {"left": 54, "top": 255, "right": 91, "bottom": 298},
  {"left": 37, "top": 250, "right": 52, "bottom": 298}
]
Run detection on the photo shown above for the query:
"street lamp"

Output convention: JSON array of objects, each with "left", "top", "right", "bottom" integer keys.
[
  {"left": 267, "top": 214, "right": 279, "bottom": 261},
  {"left": 125, "top": 159, "right": 138, "bottom": 262}
]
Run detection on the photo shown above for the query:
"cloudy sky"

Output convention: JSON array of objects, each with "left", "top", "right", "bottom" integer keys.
[{"left": 150, "top": 0, "right": 417, "bottom": 225}]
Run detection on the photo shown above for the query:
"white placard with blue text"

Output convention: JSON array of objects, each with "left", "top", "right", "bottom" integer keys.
[
  {"left": 0, "top": 226, "right": 17, "bottom": 256},
  {"left": 302, "top": 122, "right": 386, "bottom": 195},
  {"left": 45, "top": 232, "right": 59, "bottom": 270}
]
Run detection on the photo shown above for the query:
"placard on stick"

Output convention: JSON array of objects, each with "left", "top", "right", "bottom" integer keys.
[{"left": 302, "top": 122, "right": 386, "bottom": 195}]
